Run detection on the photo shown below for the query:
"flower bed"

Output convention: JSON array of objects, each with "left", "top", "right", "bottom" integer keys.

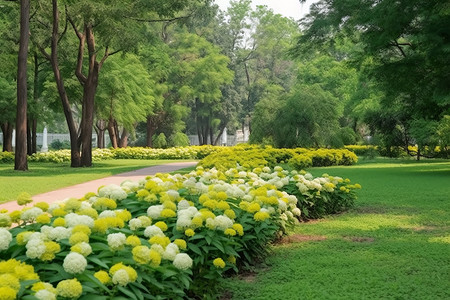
[{"left": 0, "top": 165, "right": 360, "bottom": 299}]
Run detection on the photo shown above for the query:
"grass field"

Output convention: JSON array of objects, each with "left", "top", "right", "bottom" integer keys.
[
  {"left": 221, "top": 158, "right": 450, "bottom": 299},
  {"left": 0, "top": 159, "right": 192, "bottom": 204}
]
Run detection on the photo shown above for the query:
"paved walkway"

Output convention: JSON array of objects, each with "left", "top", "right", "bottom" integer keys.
[{"left": 0, "top": 161, "right": 197, "bottom": 212}]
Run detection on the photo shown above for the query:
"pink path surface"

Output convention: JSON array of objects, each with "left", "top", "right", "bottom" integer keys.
[{"left": 0, "top": 161, "right": 197, "bottom": 212}]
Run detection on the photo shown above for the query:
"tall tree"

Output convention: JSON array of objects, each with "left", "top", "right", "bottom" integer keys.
[
  {"left": 15, "top": 0, "right": 30, "bottom": 171},
  {"left": 294, "top": 0, "right": 450, "bottom": 152},
  {"left": 32, "top": 0, "right": 208, "bottom": 167}
]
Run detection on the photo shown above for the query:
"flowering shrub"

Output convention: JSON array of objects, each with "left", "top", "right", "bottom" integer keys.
[
  {"left": 0, "top": 151, "right": 14, "bottom": 163},
  {"left": 27, "top": 146, "right": 222, "bottom": 163},
  {"left": 199, "top": 145, "right": 358, "bottom": 170},
  {"left": 0, "top": 164, "right": 360, "bottom": 299}
]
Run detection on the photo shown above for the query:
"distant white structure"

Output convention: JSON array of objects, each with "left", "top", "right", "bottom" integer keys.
[
  {"left": 12, "top": 129, "right": 15, "bottom": 149},
  {"left": 41, "top": 127, "right": 48, "bottom": 152},
  {"left": 221, "top": 128, "right": 228, "bottom": 146}
]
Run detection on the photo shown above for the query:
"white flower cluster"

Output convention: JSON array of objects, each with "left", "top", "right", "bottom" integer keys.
[
  {"left": 65, "top": 213, "right": 95, "bottom": 228},
  {"left": 147, "top": 205, "right": 164, "bottom": 219},
  {"left": 143, "top": 225, "right": 164, "bottom": 238},
  {"left": 63, "top": 252, "right": 87, "bottom": 274},
  {"left": 176, "top": 206, "right": 199, "bottom": 229},
  {"left": 206, "top": 215, "right": 233, "bottom": 231},
  {"left": 0, "top": 228, "right": 12, "bottom": 251},
  {"left": 46, "top": 226, "right": 72, "bottom": 241},
  {"left": 173, "top": 253, "right": 193, "bottom": 270},
  {"left": 98, "top": 184, "right": 127, "bottom": 201},
  {"left": 107, "top": 233, "right": 127, "bottom": 250},
  {"left": 162, "top": 243, "right": 179, "bottom": 261},
  {"left": 21, "top": 207, "right": 44, "bottom": 222},
  {"left": 120, "top": 180, "right": 140, "bottom": 193}
]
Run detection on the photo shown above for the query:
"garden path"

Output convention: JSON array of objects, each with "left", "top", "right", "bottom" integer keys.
[{"left": 0, "top": 161, "right": 197, "bottom": 212}]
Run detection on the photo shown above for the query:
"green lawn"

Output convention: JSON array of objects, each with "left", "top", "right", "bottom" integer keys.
[
  {"left": 221, "top": 158, "right": 450, "bottom": 299},
  {"left": 0, "top": 159, "right": 193, "bottom": 204}
]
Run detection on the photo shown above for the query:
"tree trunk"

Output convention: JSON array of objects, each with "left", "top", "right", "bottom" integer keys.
[
  {"left": 96, "top": 119, "right": 106, "bottom": 148},
  {"left": 146, "top": 115, "right": 161, "bottom": 148},
  {"left": 31, "top": 118, "right": 37, "bottom": 153},
  {"left": 27, "top": 119, "right": 32, "bottom": 155},
  {"left": 15, "top": 0, "right": 30, "bottom": 171},
  {"left": 119, "top": 128, "right": 128, "bottom": 148},
  {"left": 31, "top": 52, "right": 39, "bottom": 154},
  {"left": 1, "top": 123, "right": 13, "bottom": 152},
  {"left": 49, "top": 0, "right": 81, "bottom": 167},
  {"left": 107, "top": 118, "right": 119, "bottom": 149}
]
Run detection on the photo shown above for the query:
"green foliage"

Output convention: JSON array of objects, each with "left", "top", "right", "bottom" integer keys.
[
  {"left": 272, "top": 85, "right": 341, "bottom": 148},
  {"left": 168, "top": 132, "right": 190, "bottom": 147},
  {"left": 152, "top": 133, "right": 168, "bottom": 149},
  {"left": 0, "top": 151, "right": 14, "bottom": 163},
  {"left": 50, "top": 139, "right": 71, "bottom": 150}
]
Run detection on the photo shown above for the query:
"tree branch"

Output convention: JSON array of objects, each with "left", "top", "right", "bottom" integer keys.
[{"left": 68, "top": 13, "right": 87, "bottom": 84}]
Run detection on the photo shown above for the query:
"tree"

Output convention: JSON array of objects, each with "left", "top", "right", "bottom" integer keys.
[
  {"left": 95, "top": 54, "right": 162, "bottom": 148},
  {"left": 169, "top": 32, "right": 234, "bottom": 145},
  {"left": 0, "top": 1, "right": 18, "bottom": 152},
  {"left": 15, "top": 0, "right": 31, "bottom": 171},
  {"left": 32, "top": 0, "right": 208, "bottom": 166},
  {"left": 294, "top": 0, "right": 450, "bottom": 151}
]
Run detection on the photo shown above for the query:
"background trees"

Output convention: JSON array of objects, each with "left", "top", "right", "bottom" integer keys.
[{"left": 2, "top": 0, "right": 448, "bottom": 168}]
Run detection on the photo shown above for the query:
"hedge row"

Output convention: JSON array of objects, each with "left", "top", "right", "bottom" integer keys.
[{"left": 198, "top": 145, "right": 358, "bottom": 170}]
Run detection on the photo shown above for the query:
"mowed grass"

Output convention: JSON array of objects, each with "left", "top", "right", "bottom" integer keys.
[
  {"left": 0, "top": 159, "right": 192, "bottom": 204},
  {"left": 221, "top": 158, "right": 450, "bottom": 299}
]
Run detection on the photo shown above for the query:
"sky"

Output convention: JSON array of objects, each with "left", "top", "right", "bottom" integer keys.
[{"left": 214, "top": 0, "right": 317, "bottom": 20}]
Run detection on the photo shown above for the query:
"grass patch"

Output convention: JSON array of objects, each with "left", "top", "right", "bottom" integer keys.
[
  {"left": 221, "top": 159, "right": 450, "bottom": 299},
  {"left": 0, "top": 159, "right": 192, "bottom": 204}
]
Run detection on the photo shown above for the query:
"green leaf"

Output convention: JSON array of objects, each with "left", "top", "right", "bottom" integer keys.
[
  {"left": 118, "top": 286, "right": 138, "bottom": 300},
  {"left": 88, "top": 257, "right": 110, "bottom": 269},
  {"left": 188, "top": 243, "right": 202, "bottom": 255}
]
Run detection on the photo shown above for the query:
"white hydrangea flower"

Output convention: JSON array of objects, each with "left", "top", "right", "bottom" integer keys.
[
  {"left": 112, "top": 269, "right": 130, "bottom": 286},
  {"left": 278, "top": 200, "right": 287, "bottom": 211},
  {"left": 147, "top": 205, "right": 164, "bottom": 219},
  {"left": 25, "top": 239, "right": 46, "bottom": 259},
  {"left": 63, "top": 252, "right": 87, "bottom": 274},
  {"left": 173, "top": 253, "right": 193, "bottom": 270},
  {"left": 129, "top": 218, "right": 143, "bottom": 231},
  {"left": 107, "top": 233, "right": 126, "bottom": 250},
  {"left": 167, "top": 190, "right": 180, "bottom": 201},
  {"left": 212, "top": 215, "right": 233, "bottom": 231},
  {"left": 47, "top": 203, "right": 59, "bottom": 214},
  {"left": 177, "top": 200, "right": 191, "bottom": 211},
  {"left": 98, "top": 184, "right": 127, "bottom": 201},
  {"left": 143, "top": 225, "right": 164, "bottom": 238},
  {"left": 21, "top": 207, "right": 44, "bottom": 222},
  {"left": 150, "top": 244, "right": 165, "bottom": 255},
  {"left": 74, "top": 242, "right": 92, "bottom": 256},
  {"left": 99, "top": 210, "right": 117, "bottom": 218},
  {"left": 80, "top": 202, "right": 92, "bottom": 210},
  {"left": 121, "top": 180, "right": 139, "bottom": 192},
  {"left": 292, "top": 207, "right": 301, "bottom": 216},
  {"left": 162, "top": 243, "right": 179, "bottom": 261},
  {"left": 35, "top": 289, "right": 56, "bottom": 300},
  {"left": 0, "top": 228, "right": 12, "bottom": 251},
  {"left": 65, "top": 213, "right": 94, "bottom": 228},
  {"left": 176, "top": 216, "right": 192, "bottom": 228},
  {"left": 48, "top": 227, "right": 72, "bottom": 241}
]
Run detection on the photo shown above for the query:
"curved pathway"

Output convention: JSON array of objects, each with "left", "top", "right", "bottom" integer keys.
[{"left": 0, "top": 161, "right": 197, "bottom": 212}]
